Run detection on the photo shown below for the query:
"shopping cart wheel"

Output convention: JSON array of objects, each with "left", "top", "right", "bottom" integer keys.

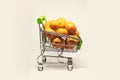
[
  {"left": 38, "top": 63, "right": 43, "bottom": 71},
  {"left": 42, "top": 56, "right": 46, "bottom": 63},
  {"left": 67, "top": 64, "right": 73, "bottom": 71}
]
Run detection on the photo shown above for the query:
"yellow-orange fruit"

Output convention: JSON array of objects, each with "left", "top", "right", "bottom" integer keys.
[
  {"left": 65, "top": 22, "right": 76, "bottom": 35},
  {"left": 49, "top": 20, "right": 59, "bottom": 30},
  {"left": 65, "top": 35, "right": 79, "bottom": 49},
  {"left": 44, "top": 22, "right": 50, "bottom": 28},
  {"left": 70, "top": 35, "right": 79, "bottom": 44},
  {"left": 45, "top": 28, "right": 55, "bottom": 39},
  {"left": 56, "top": 17, "right": 67, "bottom": 28},
  {"left": 74, "top": 30, "right": 80, "bottom": 37},
  {"left": 56, "top": 28, "right": 68, "bottom": 35},
  {"left": 65, "top": 41, "right": 75, "bottom": 49},
  {"left": 51, "top": 37, "right": 64, "bottom": 48}
]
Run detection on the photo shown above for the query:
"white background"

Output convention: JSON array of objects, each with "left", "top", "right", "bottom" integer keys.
[{"left": 0, "top": 0, "right": 120, "bottom": 80}]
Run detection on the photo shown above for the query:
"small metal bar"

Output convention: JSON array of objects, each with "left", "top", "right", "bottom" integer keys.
[
  {"left": 43, "top": 55, "right": 72, "bottom": 59},
  {"left": 44, "top": 62, "right": 66, "bottom": 64}
]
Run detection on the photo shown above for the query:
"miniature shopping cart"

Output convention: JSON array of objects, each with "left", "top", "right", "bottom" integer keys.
[{"left": 36, "top": 16, "right": 83, "bottom": 71}]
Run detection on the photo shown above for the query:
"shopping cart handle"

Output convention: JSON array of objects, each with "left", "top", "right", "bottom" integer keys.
[
  {"left": 37, "top": 15, "right": 47, "bottom": 25},
  {"left": 37, "top": 18, "right": 43, "bottom": 24},
  {"left": 41, "top": 15, "right": 47, "bottom": 21}
]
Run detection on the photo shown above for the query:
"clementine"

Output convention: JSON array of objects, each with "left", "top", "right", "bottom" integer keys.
[
  {"left": 45, "top": 28, "right": 55, "bottom": 39},
  {"left": 49, "top": 20, "right": 59, "bottom": 30},
  {"left": 65, "top": 22, "right": 76, "bottom": 35},
  {"left": 56, "top": 28, "right": 68, "bottom": 36},
  {"left": 56, "top": 17, "right": 67, "bottom": 28},
  {"left": 51, "top": 37, "right": 64, "bottom": 48}
]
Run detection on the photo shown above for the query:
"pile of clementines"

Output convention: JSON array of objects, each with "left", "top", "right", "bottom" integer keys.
[{"left": 44, "top": 17, "right": 80, "bottom": 49}]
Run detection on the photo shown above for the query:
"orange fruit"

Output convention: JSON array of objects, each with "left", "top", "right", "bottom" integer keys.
[
  {"left": 65, "top": 22, "right": 76, "bottom": 35},
  {"left": 45, "top": 28, "right": 55, "bottom": 39},
  {"left": 56, "top": 28, "right": 68, "bottom": 36},
  {"left": 44, "top": 22, "right": 50, "bottom": 29},
  {"left": 69, "top": 35, "right": 79, "bottom": 44},
  {"left": 65, "top": 41, "right": 75, "bottom": 49},
  {"left": 49, "top": 20, "right": 59, "bottom": 30},
  {"left": 56, "top": 17, "right": 67, "bottom": 28},
  {"left": 51, "top": 37, "right": 64, "bottom": 48},
  {"left": 65, "top": 35, "right": 79, "bottom": 49},
  {"left": 75, "top": 30, "right": 80, "bottom": 37}
]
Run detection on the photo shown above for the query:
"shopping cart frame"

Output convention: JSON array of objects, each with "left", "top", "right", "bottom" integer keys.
[{"left": 36, "top": 18, "right": 82, "bottom": 71}]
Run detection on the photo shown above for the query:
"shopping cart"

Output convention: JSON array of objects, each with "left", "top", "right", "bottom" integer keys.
[{"left": 36, "top": 16, "right": 83, "bottom": 71}]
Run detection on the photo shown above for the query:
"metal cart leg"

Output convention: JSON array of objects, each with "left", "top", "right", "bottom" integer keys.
[
  {"left": 67, "top": 58, "right": 73, "bottom": 71},
  {"left": 37, "top": 49, "right": 45, "bottom": 71}
]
